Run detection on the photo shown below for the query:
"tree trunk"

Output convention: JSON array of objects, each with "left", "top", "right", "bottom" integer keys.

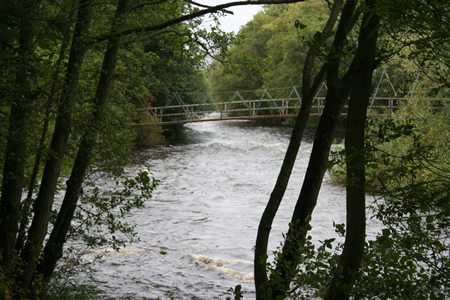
[
  {"left": 19, "top": 0, "right": 93, "bottom": 289},
  {"left": 324, "top": 1, "right": 380, "bottom": 298},
  {"left": 15, "top": 5, "right": 76, "bottom": 254},
  {"left": 39, "top": 0, "right": 132, "bottom": 282},
  {"left": 267, "top": 0, "right": 360, "bottom": 297},
  {"left": 0, "top": 1, "right": 36, "bottom": 271},
  {"left": 254, "top": 2, "right": 343, "bottom": 298}
]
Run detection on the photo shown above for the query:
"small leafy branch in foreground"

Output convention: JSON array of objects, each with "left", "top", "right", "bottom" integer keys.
[
  {"left": 264, "top": 221, "right": 344, "bottom": 299},
  {"left": 48, "top": 171, "right": 159, "bottom": 297},
  {"left": 72, "top": 170, "right": 159, "bottom": 250}
]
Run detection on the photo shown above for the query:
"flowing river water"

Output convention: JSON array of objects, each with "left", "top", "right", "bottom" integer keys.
[{"left": 83, "top": 115, "right": 381, "bottom": 299}]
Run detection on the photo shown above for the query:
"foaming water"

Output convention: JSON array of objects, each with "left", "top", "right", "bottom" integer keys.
[{"left": 80, "top": 119, "right": 380, "bottom": 299}]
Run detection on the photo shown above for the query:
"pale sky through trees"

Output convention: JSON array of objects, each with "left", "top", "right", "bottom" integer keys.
[{"left": 202, "top": 1, "right": 263, "bottom": 33}]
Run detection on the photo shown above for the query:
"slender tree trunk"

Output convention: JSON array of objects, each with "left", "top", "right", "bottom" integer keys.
[
  {"left": 324, "top": 1, "right": 380, "bottom": 298},
  {"left": 0, "top": 0, "right": 37, "bottom": 271},
  {"left": 267, "top": 0, "right": 360, "bottom": 297},
  {"left": 39, "top": 0, "right": 132, "bottom": 282},
  {"left": 15, "top": 7, "right": 75, "bottom": 254},
  {"left": 19, "top": 0, "right": 93, "bottom": 289},
  {"left": 254, "top": 2, "right": 343, "bottom": 297}
]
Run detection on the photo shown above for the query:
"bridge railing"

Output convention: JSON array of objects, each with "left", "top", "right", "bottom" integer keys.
[
  {"left": 134, "top": 97, "right": 449, "bottom": 126},
  {"left": 365, "top": 97, "right": 449, "bottom": 116}
]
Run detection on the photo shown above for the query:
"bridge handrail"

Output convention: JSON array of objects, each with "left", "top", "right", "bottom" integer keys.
[
  {"left": 137, "top": 97, "right": 449, "bottom": 111},
  {"left": 134, "top": 97, "right": 449, "bottom": 126},
  {"left": 137, "top": 97, "right": 304, "bottom": 111}
]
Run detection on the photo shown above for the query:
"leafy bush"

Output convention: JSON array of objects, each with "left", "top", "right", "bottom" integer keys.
[
  {"left": 330, "top": 97, "right": 449, "bottom": 192},
  {"left": 265, "top": 221, "right": 344, "bottom": 299},
  {"left": 353, "top": 109, "right": 449, "bottom": 298}
]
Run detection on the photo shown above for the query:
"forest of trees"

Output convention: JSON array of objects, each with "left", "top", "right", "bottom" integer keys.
[{"left": 0, "top": 0, "right": 449, "bottom": 299}]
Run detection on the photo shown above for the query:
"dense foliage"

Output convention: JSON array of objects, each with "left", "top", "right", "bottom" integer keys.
[{"left": 208, "top": 0, "right": 330, "bottom": 92}]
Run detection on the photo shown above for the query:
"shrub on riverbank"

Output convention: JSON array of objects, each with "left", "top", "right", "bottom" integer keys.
[
  {"left": 133, "top": 123, "right": 194, "bottom": 148},
  {"left": 133, "top": 125, "right": 166, "bottom": 148},
  {"left": 329, "top": 98, "right": 449, "bottom": 191}
]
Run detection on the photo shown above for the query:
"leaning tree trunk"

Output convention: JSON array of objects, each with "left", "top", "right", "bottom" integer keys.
[
  {"left": 0, "top": 1, "right": 36, "bottom": 271},
  {"left": 267, "top": 0, "right": 361, "bottom": 297},
  {"left": 39, "top": 0, "right": 132, "bottom": 282},
  {"left": 15, "top": 5, "right": 76, "bottom": 254},
  {"left": 254, "top": 1, "right": 343, "bottom": 297},
  {"left": 19, "top": 0, "right": 93, "bottom": 289},
  {"left": 324, "top": 1, "right": 380, "bottom": 298}
]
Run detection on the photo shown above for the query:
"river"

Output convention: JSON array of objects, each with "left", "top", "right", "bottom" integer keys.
[{"left": 83, "top": 115, "right": 380, "bottom": 299}]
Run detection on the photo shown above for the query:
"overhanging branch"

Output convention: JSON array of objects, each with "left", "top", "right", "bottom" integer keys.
[
  {"left": 122, "top": 28, "right": 186, "bottom": 45},
  {"left": 186, "top": 1, "right": 234, "bottom": 15},
  {"left": 91, "top": 0, "right": 305, "bottom": 44}
]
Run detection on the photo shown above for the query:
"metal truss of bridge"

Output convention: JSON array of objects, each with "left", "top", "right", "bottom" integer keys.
[{"left": 134, "top": 85, "right": 449, "bottom": 126}]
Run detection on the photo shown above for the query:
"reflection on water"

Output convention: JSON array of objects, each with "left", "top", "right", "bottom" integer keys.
[{"left": 80, "top": 119, "right": 378, "bottom": 299}]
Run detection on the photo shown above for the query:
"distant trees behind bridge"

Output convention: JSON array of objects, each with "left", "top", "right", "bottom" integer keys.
[{"left": 206, "top": 0, "right": 449, "bottom": 101}]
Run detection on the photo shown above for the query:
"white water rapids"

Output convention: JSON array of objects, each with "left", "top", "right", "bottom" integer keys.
[{"left": 80, "top": 116, "right": 381, "bottom": 299}]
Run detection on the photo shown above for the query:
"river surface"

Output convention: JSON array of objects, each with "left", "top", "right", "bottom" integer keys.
[{"left": 84, "top": 115, "right": 381, "bottom": 299}]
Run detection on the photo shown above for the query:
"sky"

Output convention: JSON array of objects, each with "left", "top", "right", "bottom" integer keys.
[{"left": 200, "top": 1, "right": 263, "bottom": 33}]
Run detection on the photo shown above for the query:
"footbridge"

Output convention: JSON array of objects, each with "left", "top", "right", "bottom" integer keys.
[{"left": 134, "top": 86, "right": 449, "bottom": 126}]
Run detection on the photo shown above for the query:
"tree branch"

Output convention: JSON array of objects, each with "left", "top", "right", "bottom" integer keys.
[
  {"left": 122, "top": 28, "right": 185, "bottom": 45},
  {"left": 187, "top": 0, "right": 234, "bottom": 14},
  {"left": 91, "top": 0, "right": 305, "bottom": 44},
  {"left": 375, "top": 42, "right": 412, "bottom": 66}
]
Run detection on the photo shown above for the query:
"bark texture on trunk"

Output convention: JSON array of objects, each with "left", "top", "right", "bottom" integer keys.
[{"left": 15, "top": 4, "right": 76, "bottom": 254}]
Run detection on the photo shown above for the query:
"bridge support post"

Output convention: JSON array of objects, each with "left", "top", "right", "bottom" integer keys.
[
  {"left": 389, "top": 98, "right": 393, "bottom": 116},
  {"left": 159, "top": 108, "right": 163, "bottom": 123}
]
